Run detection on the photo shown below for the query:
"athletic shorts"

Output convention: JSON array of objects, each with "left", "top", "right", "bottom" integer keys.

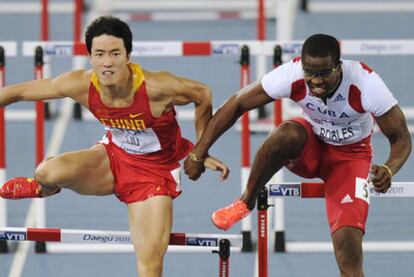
[
  {"left": 286, "top": 117, "right": 373, "bottom": 234},
  {"left": 101, "top": 141, "right": 182, "bottom": 204}
]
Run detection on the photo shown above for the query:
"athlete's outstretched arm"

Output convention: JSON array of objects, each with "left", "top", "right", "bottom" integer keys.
[
  {"left": 372, "top": 105, "right": 412, "bottom": 192},
  {"left": 184, "top": 81, "right": 274, "bottom": 181},
  {"left": 0, "top": 70, "right": 91, "bottom": 107}
]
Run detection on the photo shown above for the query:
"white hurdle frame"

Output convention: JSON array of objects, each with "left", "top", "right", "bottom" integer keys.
[
  {"left": 267, "top": 181, "right": 414, "bottom": 252},
  {"left": 0, "top": 2, "right": 74, "bottom": 14},
  {"left": 0, "top": 227, "right": 242, "bottom": 253},
  {"left": 253, "top": 181, "right": 414, "bottom": 276},
  {"left": 305, "top": 1, "right": 414, "bottom": 13}
]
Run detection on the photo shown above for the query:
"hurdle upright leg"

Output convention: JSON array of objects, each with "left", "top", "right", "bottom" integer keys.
[
  {"left": 213, "top": 239, "right": 231, "bottom": 277},
  {"left": 257, "top": 187, "right": 270, "bottom": 277},
  {"left": 0, "top": 46, "right": 8, "bottom": 253},
  {"left": 34, "top": 46, "right": 47, "bottom": 253},
  {"left": 271, "top": 45, "right": 286, "bottom": 253},
  {"left": 240, "top": 45, "right": 254, "bottom": 252}
]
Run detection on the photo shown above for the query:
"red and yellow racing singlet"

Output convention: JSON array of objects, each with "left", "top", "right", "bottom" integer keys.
[{"left": 88, "top": 63, "right": 192, "bottom": 166}]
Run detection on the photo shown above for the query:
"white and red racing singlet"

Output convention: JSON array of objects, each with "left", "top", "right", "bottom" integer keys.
[
  {"left": 88, "top": 63, "right": 192, "bottom": 165},
  {"left": 261, "top": 58, "right": 397, "bottom": 146}
]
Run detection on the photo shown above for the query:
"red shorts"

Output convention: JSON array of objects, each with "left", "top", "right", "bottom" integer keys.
[
  {"left": 102, "top": 141, "right": 182, "bottom": 204},
  {"left": 286, "top": 118, "right": 373, "bottom": 234}
]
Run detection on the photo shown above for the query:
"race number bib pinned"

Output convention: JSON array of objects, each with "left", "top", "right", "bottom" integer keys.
[
  {"left": 355, "top": 177, "right": 370, "bottom": 204},
  {"left": 170, "top": 167, "right": 181, "bottom": 192}
]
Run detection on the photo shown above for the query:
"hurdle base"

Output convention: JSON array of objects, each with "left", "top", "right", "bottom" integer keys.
[
  {"left": 274, "top": 231, "right": 285, "bottom": 252},
  {"left": 73, "top": 103, "right": 82, "bottom": 120},
  {"left": 0, "top": 241, "right": 8, "bottom": 253},
  {"left": 35, "top": 241, "right": 47, "bottom": 253},
  {"left": 241, "top": 231, "right": 253, "bottom": 252}
]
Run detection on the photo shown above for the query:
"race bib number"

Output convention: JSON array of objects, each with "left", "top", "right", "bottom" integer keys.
[
  {"left": 355, "top": 177, "right": 370, "bottom": 204},
  {"left": 170, "top": 167, "right": 181, "bottom": 192},
  {"left": 109, "top": 127, "right": 161, "bottom": 154}
]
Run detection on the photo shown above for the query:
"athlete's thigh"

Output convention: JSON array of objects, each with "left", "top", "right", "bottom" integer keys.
[
  {"left": 324, "top": 157, "right": 371, "bottom": 234},
  {"left": 284, "top": 118, "right": 322, "bottom": 178},
  {"left": 128, "top": 196, "right": 173, "bottom": 252},
  {"left": 39, "top": 144, "right": 115, "bottom": 195}
]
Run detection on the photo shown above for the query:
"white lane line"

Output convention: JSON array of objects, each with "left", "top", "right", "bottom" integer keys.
[{"left": 8, "top": 202, "right": 36, "bottom": 277}]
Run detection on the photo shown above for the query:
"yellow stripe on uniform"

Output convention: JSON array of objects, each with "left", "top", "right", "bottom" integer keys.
[{"left": 91, "top": 63, "right": 145, "bottom": 94}]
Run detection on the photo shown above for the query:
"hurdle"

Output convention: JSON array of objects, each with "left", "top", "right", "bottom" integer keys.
[
  {"left": 0, "top": 46, "right": 6, "bottom": 254},
  {"left": 0, "top": 2, "right": 74, "bottom": 14},
  {"left": 301, "top": 0, "right": 414, "bottom": 13},
  {"left": 255, "top": 181, "right": 414, "bottom": 277},
  {"left": 97, "top": 0, "right": 273, "bottom": 22},
  {"left": 0, "top": 227, "right": 242, "bottom": 277}
]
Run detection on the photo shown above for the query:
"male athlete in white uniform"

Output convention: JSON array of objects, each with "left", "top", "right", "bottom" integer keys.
[
  {"left": 184, "top": 34, "right": 411, "bottom": 277},
  {"left": 264, "top": 57, "right": 397, "bottom": 146}
]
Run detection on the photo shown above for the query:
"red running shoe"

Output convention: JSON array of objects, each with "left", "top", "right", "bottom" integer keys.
[
  {"left": 211, "top": 199, "right": 251, "bottom": 231},
  {"left": 0, "top": 177, "right": 42, "bottom": 199}
]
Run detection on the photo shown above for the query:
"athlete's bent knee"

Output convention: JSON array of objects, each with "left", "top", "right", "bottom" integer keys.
[
  {"left": 278, "top": 121, "right": 307, "bottom": 143},
  {"left": 34, "top": 158, "right": 58, "bottom": 186},
  {"left": 268, "top": 121, "right": 307, "bottom": 156}
]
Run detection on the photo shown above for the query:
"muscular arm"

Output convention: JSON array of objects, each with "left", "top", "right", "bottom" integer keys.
[
  {"left": 372, "top": 105, "right": 412, "bottom": 192},
  {"left": 146, "top": 71, "right": 213, "bottom": 140},
  {"left": 0, "top": 70, "right": 91, "bottom": 107},
  {"left": 193, "top": 81, "right": 273, "bottom": 158},
  {"left": 185, "top": 81, "right": 274, "bottom": 180},
  {"left": 169, "top": 75, "right": 213, "bottom": 140}
]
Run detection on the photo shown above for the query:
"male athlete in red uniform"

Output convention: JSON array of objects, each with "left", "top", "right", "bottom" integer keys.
[
  {"left": 0, "top": 16, "right": 228, "bottom": 277},
  {"left": 184, "top": 34, "right": 411, "bottom": 276}
]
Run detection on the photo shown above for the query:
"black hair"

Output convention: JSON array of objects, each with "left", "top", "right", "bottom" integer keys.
[
  {"left": 301, "top": 34, "right": 340, "bottom": 65},
  {"left": 85, "top": 16, "right": 132, "bottom": 55}
]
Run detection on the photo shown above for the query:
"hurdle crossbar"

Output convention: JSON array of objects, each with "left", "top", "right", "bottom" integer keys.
[
  {"left": 101, "top": 0, "right": 275, "bottom": 12},
  {"left": 307, "top": 1, "right": 414, "bottom": 13},
  {"left": 0, "top": 2, "right": 73, "bottom": 13},
  {"left": 22, "top": 39, "right": 414, "bottom": 57},
  {"left": 0, "top": 42, "right": 17, "bottom": 57},
  {"left": 267, "top": 181, "right": 414, "bottom": 198},
  {"left": 0, "top": 227, "right": 243, "bottom": 249}
]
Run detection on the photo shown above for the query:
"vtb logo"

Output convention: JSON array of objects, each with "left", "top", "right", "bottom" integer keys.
[
  {"left": 269, "top": 184, "right": 301, "bottom": 197},
  {"left": 0, "top": 231, "right": 26, "bottom": 241},
  {"left": 186, "top": 237, "right": 218, "bottom": 247}
]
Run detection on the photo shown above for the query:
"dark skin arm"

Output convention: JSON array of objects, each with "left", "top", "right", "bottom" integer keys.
[
  {"left": 184, "top": 81, "right": 274, "bottom": 180},
  {"left": 371, "top": 105, "right": 412, "bottom": 193}
]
